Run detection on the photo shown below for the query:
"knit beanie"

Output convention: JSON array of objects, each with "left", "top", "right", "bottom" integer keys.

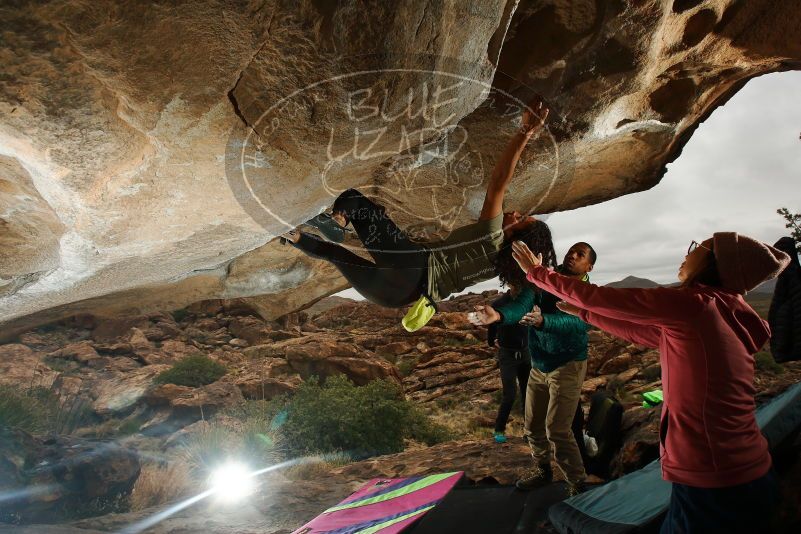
[{"left": 713, "top": 232, "right": 791, "bottom": 294}]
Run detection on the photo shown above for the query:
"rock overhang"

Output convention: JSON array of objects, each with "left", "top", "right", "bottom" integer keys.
[{"left": 1, "top": 0, "right": 800, "bottom": 335}]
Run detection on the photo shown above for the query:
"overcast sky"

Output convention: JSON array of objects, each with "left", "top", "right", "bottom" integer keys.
[{"left": 337, "top": 71, "right": 800, "bottom": 299}]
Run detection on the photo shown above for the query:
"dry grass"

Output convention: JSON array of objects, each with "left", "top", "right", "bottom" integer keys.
[
  {"left": 424, "top": 393, "right": 505, "bottom": 440},
  {"left": 282, "top": 452, "right": 353, "bottom": 481},
  {"left": 129, "top": 461, "right": 193, "bottom": 512}
]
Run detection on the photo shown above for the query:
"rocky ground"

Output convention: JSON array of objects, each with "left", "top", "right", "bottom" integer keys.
[{"left": 1, "top": 292, "right": 800, "bottom": 533}]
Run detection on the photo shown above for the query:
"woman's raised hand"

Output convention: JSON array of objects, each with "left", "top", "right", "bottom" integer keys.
[{"left": 512, "top": 240, "right": 542, "bottom": 273}]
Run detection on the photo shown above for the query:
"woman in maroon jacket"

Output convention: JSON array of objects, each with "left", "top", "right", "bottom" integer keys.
[{"left": 510, "top": 233, "right": 790, "bottom": 534}]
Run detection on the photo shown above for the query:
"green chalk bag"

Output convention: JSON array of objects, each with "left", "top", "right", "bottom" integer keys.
[{"left": 402, "top": 294, "right": 437, "bottom": 332}]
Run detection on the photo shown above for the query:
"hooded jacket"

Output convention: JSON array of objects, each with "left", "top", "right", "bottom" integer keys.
[
  {"left": 768, "top": 237, "right": 801, "bottom": 362},
  {"left": 525, "top": 265, "right": 772, "bottom": 489}
]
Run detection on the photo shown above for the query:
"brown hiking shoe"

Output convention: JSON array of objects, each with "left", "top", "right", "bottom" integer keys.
[{"left": 515, "top": 465, "right": 553, "bottom": 491}]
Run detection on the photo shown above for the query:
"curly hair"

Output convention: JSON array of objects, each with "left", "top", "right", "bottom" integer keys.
[{"left": 495, "top": 219, "right": 557, "bottom": 293}]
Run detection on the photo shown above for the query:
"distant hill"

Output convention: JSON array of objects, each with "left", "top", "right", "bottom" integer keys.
[
  {"left": 750, "top": 277, "right": 777, "bottom": 294},
  {"left": 605, "top": 274, "right": 776, "bottom": 319},
  {"left": 606, "top": 275, "right": 776, "bottom": 294},
  {"left": 605, "top": 276, "right": 662, "bottom": 288}
]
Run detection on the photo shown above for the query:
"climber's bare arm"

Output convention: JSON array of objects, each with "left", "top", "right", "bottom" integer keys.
[{"left": 478, "top": 97, "right": 549, "bottom": 221}]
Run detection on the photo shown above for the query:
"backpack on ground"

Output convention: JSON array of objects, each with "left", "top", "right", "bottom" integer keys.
[{"left": 583, "top": 391, "right": 624, "bottom": 478}]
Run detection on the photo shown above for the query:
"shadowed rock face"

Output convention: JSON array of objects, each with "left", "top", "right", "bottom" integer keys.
[{"left": 1, "top": 0, "right": 800, "bottom": 333}]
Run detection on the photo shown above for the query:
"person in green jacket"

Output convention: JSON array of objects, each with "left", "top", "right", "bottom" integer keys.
[
  {"left": 487, "top": 225, "right": 560, "bottom": 444},
  {"left": 470, "top": 242, "right": 597, "bottom": 495}
]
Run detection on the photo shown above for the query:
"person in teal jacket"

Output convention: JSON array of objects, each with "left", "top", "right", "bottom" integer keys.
[
  {"left": 471, "top": 241, "right": 596, "bottom": 495},
  {"left": 485, "top": 224, "right": 559, "bottom": 445}
]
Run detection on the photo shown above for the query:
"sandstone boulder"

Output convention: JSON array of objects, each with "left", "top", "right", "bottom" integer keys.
[
  {"left": 227, "top": 316, "right": 277, "bottom": 346},
  {"left": 375, "top": 341, "right": 415, "bottom": 358},
  {"left": 229, "top": 337, "right": 249, "bottom": 348},
  {"left": 228, "top": 373, "right": 302, "bottom": 401},
  {"left": 0, "top": 344, "right": 57, "bottom": 387},
  {"left": 90, "top": 317, "right": 151, "bottom": 343},
  {"left": 283, "top": 340, "right": 402, "bottom": 385},
  {"left": 610, "top": 406, "right": 661, "bottom": 478},
  {"left": 159, "top": 339, "right": 194, "bottom": 361},
  {"left": 143, "top": 381, "right": 245, "bottom": 421},
  {"left": 48, "top": 341, "right": 103, "bottom": 367},
  {"left": 599, "top": 352, "right": 633, "bottom": 375},
  {"left": 127, "top": 328, "right": 154, "bottom": 356},
  {"left": 334, "top": 439, "right": 533, "bottom": 486},
  {"left": 582, "top": 375, "right": 613, "bottom": 395},
  {"left": 17, "top": 332, "right": 58, "bottom": 352},
  {"left": 0, "top": 427, "right": 140, "bottom": 524},
  {"left": 91, "top": 365, "right": 170, "bottom": 415}
]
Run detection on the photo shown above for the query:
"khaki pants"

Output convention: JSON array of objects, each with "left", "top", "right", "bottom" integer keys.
[{"left": 524, "top": 359, "right": 587, "bottom": 485}]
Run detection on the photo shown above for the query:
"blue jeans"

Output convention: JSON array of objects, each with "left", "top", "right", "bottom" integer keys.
[{"left": 660, "top": 468, "right": 778, "bottom": 534}]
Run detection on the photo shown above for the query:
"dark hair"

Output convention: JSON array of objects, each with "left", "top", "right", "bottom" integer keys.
[
  {"left": 574, "top": 242, "right": 597, "bottom": 265},
  {"left": 686, "top": 252, "right": 722, "bottom": 288},
  {"left": 495, "top": 220, "right": 557, "bottom": 291}
]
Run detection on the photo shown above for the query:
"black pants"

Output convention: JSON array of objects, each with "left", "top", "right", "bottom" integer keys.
[
  {"left": 495, "top": 348, "right": 531, "bottom": 433},
  {"left": 660, "top": 468, "right": 779, "bottom": 534},
  {"left": 292, "top": 189, "right": 429, "bottom": 308}
]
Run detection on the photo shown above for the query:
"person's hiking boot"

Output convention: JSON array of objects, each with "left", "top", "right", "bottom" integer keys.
[
  {"left": 567, "top": 480, "right": 587, "bottom": 497},
  {"left": 515, "top": 464, "right": 552, "bottom": 490},
  {"left": 493, "top": 432, "right": 507, "bottom": 444},
  {"left": 305, "top": 213, "right": 346, "bottom": 243}
]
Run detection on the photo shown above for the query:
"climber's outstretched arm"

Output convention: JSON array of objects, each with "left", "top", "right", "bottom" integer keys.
[{"left": 479, "top": 96, "right": 549, "bottom": 221}]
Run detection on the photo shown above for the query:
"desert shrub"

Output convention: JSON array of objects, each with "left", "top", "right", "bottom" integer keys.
[
  {"left": 116, "top": 415, "right": 145, "bottom": 436},
  {"left": 406, "top": 407, "right": 453, "bottom": 445},
  {"left": 273, "top": 375, "right": 450, "bottom": 459},
  {"left": 130, "top": 461, "right": 193, "bottom": 511},
  {"left": 0, "top": 384, "right": 93, "bottom": 434},
  {"left": 443, "top": 337, "right": 479, "bottom": 347},
  {"left": 154, "top": 354, "right": 227, "bottom": 387},
  {"left": 177, "top": 406, "right": 281, "bottom": 477},
  {"left": 282, "top": 452, "right": 353, "bottom": 480},
  {"left": 397, "top": 357, "right": 419, "bottom": 377},
  {"left": 222, "top": 399, "right": 281, "bottom": 422},
  {"left": 755, "top": 351, "right": 784, "bottom": 374},
  {"left": 171, "top": 308, "right": 190, "bottom": 322},
  {"left": 178, "top": 424, "right": 237, "bottom": 474},
  {"left": 0, "top": 384, "right": 52, "bottom": 432}
]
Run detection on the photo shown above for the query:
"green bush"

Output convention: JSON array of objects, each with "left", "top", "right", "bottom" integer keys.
[
  {"left": 397, "top": 357, "right": 419, "bottom": 377},
  {"left": 406, "top": 407, "right": 453, "bottom": 446},
  {"left": 116, "top": 416, "right": 145, "bottom": 436},
  {"left": 0, "top": 384, "right": 93, "bottom": 434},
  {"left": 0, "top": 384, "right": 52, "bottom": 432},
  {"left": 171, "top": 308, "right": 190, "bottom": 322},
  {"left": 154, "top": 354, "right": 227, "bottom": 387},
  {"left": 755, "top": 351, "right": 784, "bottom": 374},
  {"left": 273, "top": 375, "right": 450, "bottom": 459}
]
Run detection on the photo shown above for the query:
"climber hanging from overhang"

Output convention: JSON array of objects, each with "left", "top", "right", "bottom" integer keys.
[{"left": 281, "top": 96, "right": 556, "bottom": 331}]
